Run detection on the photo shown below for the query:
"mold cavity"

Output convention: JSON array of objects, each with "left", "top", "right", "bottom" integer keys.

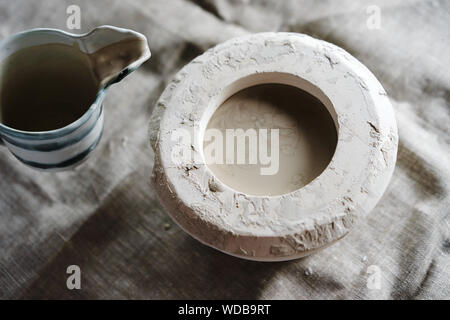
[{"left": 203, "top": 75, "right": 338, "bottom": 196}]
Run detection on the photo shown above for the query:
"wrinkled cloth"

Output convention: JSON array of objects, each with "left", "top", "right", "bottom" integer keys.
[{"left": 0, "top": 0, "right": 449, "bottom": 300}]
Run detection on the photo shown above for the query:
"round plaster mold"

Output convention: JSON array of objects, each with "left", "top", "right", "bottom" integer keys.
[{"left": 149, "top": 33, "right": 398, "bottom": 261}]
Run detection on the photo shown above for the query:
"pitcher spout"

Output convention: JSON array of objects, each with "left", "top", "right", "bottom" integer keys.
[{"left": 79, "top": 25, "right": 151, "bottom": 88}]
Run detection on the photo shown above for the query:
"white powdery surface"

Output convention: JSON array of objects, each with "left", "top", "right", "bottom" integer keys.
[{"left": 149, "top": 32, "right": 398, "bottom": 261}]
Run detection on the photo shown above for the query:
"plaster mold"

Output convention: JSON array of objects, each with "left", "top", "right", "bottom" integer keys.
[{"left": 149, "top": 33, "right": 398, "bottom": 261}]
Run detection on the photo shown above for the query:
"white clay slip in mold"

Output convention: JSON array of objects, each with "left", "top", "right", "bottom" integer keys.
[{"left": 149, "top": 33, "right": 398, "bottom": 261}]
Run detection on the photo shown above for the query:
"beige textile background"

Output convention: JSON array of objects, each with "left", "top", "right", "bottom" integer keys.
[{"left": 0, "top": 0, "right": 449, "bottom": 299}]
